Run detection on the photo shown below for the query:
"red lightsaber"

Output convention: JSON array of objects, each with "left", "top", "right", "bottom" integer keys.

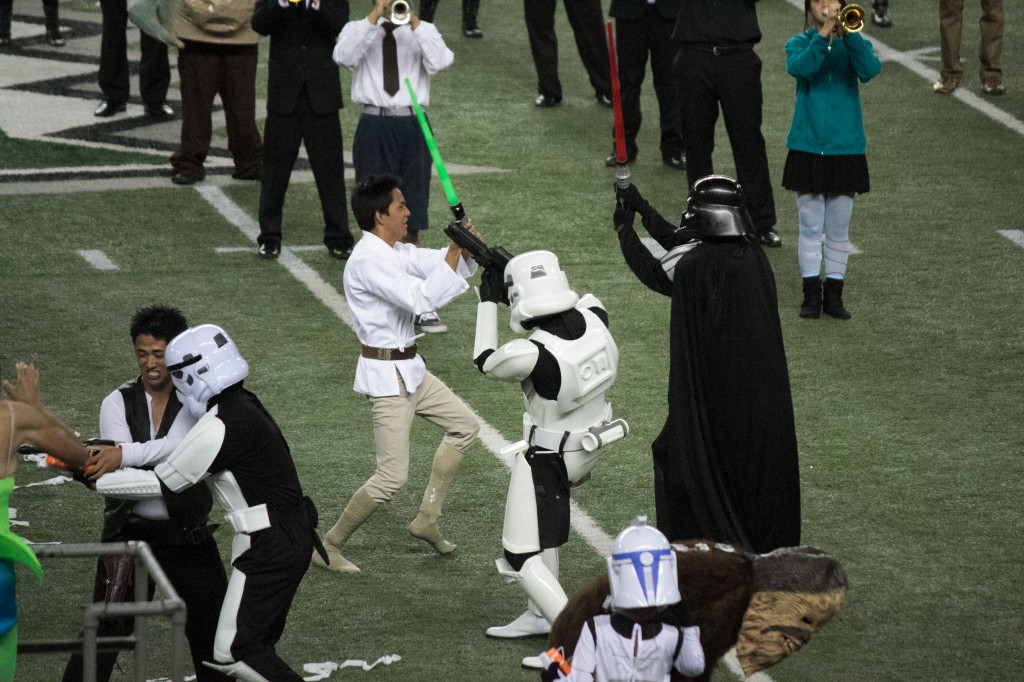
[{"left": 606, "top": 20, "right": 630, "bottom": 189}]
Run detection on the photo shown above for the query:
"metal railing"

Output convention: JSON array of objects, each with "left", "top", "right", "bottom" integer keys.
[{"left": 19, "top": 541, "right": 187, "bottom": 682}]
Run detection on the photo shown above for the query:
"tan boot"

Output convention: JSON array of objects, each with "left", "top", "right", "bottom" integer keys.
[
  {"left": 408, "top": 443, "right": 464, "bottom": 554},
  {"left": 312, "top": 487, "right": 380, "bottom": 574}
]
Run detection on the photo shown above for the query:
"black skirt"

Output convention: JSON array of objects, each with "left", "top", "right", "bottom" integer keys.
[{"left": 782, "top": 150, "right": 870, "bottom": 195}]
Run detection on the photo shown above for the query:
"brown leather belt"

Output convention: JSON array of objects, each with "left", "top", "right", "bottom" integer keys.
[{"left": 361, "top": 344, "right": 418, "bottom": 361}]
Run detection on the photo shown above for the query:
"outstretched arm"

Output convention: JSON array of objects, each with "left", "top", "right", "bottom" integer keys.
[{"left": 2, "top": 363, "right": 90, "bottom": 477}]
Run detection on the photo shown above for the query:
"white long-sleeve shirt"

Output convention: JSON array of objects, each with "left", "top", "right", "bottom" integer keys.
[
  {"left": 566, "top": 614, "right": 705, "bottom": 682},
  {"left": 98, "top": 385, "right": 196, "bottom": 519},
  {"left": 333, "top": 17, "right": 454, "bottom": 107},
  {"left": 343, "top": 232, "right": 475, "bottom": 397}
]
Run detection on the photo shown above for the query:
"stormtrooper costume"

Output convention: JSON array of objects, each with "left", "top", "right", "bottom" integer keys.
[
  {"left": 96, "top": 325, "right": 319, "bottom": 682},
  {"left": 473, "top": 250, "right": 627, "bottom": 642},
  {"left": 540, "top": 517, "right": 705, "bottom": 682}
]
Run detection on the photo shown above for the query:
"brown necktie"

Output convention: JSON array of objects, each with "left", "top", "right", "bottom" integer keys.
[{"left": 382, "top": 22, "right": 399, "bottom": 97}]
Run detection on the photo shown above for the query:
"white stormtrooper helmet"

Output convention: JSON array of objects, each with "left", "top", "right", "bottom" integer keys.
[
  {"left": 165, "top": 324, "right": 249, "bottom": 418},
  {"left": 504, "top": 250, "right": 579, "bottom": 333},
  {"left": 607, "top": 516, "right": 681, "bottom": 610}
]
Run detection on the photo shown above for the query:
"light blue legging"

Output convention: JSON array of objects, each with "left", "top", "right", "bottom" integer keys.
[{"left": 797, "top": 193, "right": 854, "bottom": 279}]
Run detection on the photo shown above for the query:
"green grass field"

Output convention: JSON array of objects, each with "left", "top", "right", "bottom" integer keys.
[{"left": 2, "top": 0, "right": 1023, "bottom": 679}]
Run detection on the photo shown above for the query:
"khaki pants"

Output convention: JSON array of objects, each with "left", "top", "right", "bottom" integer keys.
[
  {"left": 938, "top": 0, "right": 1004, "bottom": 84},
  {"left": 362, "top": 370, "right": 478, "bottom": 502}
]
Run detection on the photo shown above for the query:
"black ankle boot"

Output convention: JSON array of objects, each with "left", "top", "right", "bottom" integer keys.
[
  {"left": 418, "top": 0, "right": 439, "bottom": 22},
  {"left": 800, "top": 276, "right": 822, "bottom": 319},
  {"left": 42, "top": 0, "right": 64, "bottom": 46},
  {"left": 462, "top": 0, "right": 482, "bottom": 37},
  {"left": 822, "top": 278, "right": 851, "bottom": 320}
]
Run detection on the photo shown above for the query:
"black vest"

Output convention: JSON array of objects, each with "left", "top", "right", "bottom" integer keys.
[{"left": 100, "top": 378, "right": 212, "bottom": 540}]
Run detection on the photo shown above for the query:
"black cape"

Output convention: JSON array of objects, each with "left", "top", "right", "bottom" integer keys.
[{"left": 617, "top": 218, "right": 801, "bottom": 553}]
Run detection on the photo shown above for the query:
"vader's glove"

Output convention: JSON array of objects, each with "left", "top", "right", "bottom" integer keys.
[
  {"left": 479, "top": 266, "right": 508, "bottom": 305},
  {"left": 615, "top": 183, "right": 650, "bottom": 215},
  {"left": 613, "top": 200, "right": 636, "bottom": 235}
]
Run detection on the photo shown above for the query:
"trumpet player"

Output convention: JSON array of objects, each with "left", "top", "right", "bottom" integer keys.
[
  {"left": 334, "top": 0, "right": 454, "bottom": 333},
  {"left": 783, "top": 0, "right": 881, "bottom": 320}
]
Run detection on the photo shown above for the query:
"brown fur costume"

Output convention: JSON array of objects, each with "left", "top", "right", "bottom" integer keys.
[{"left": 547, "top": 541, "right": 847, "bottom": 681}]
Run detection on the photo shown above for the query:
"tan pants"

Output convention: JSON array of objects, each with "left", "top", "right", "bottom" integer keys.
[
  {"left": 938, "top": 0, "right": 1004, "bottom": 84},
  {"left": 362, "top": 370, "right": 479, "bottom": 503}
]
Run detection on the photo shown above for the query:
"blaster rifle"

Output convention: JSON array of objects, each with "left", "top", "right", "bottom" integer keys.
[{"left": 443, "top": 221, "right": 514, "bottom": 272}]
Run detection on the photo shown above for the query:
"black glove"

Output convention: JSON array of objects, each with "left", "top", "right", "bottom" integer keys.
[
  {"left": 615, "top": 182, "right": 650, "bottom": 214},
  {"left": 613, "top": 200, "right": 636, "bottom": 235},
  {"left": 479, "top": 266, "right": 507, "bottom": 305}
]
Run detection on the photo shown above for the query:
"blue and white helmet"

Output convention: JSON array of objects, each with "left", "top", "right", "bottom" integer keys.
[
  {"left": 165, "top": 324, "right": 249, "bottom": 418},
  {"left": 607, "top": 516, "right": 681, "bottom": 610}
]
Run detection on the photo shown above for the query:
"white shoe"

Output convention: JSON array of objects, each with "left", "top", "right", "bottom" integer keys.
[
  {"left": 486, "top": 611, "right": 550, "bottom": 639},
  {"left": 521, "top": 656, "right": 543, "bottom": 670},
  {"left": 415, "top": 311, "right": 448, "bottom": 333}
]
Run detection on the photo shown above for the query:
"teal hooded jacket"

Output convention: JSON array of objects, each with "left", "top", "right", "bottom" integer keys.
[{"left": 784, "top": 28, "right": 881, "bottom": 156}]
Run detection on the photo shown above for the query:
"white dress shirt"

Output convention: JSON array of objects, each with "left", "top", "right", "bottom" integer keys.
[
  {"left": 343, "top": 232, "right": 476, "bottom": 397},
  {"left": 333, "top": 17, "right": 454, "bottom": 107},
  {"left": 99, "top": 386, "right": 197, "bottom": 519}
]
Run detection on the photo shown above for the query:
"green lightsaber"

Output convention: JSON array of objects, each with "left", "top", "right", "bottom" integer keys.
[{"left": 405, "top": 78, "right": 465, "bottom": 223}]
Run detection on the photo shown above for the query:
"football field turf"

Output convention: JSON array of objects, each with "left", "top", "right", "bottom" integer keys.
[{"left": 2, "top": 0, "right": 1023, "bottom": 679}]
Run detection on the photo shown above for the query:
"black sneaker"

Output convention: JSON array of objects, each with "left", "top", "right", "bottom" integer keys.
[
  {"left": 871, "top": 7, "right": 892, "bottom": 27},
  {"left": 258, "top": 243, "right": 280, "bottom": 260},
  {"left": 328, "top": 245, "right": 352, "bottom": 260}
]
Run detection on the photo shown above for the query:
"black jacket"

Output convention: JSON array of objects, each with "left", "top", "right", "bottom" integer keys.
[
  {"left": 252, "top": 0, "right": 348, "bottom": 115},
  {"left": 610, "top": 0, "right": 681, "bottom": 21}
]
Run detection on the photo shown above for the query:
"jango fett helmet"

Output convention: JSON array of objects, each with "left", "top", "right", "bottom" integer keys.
[
  {"left": 680, "top": 174, "right": 755, "bottom": 239},
  {"left": 504, "top": 250, "right": 579, "bottom": 333},
  {"left": 607, "top": 516, "right": 681, "bottom": 610},
  {"left": 166, "top": 324, "right": 249, "bottom": 417}
]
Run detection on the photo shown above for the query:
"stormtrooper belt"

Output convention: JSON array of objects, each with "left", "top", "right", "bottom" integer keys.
[
  {"left": 361, "top": 345, "right": 418, "bottom": 361},
  {"left": 530, "top": 426, "right": 587, "bottom": 453}
]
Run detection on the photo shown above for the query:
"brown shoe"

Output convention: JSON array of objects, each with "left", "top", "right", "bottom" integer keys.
[
  {"left": 982, "top": 81, "right": 1006, "bottom": 95},
  {"left": 932, "top": 79, "right": 959, "bottom": 95}
]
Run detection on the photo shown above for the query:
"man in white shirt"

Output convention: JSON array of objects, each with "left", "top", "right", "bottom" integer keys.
[
  {"left": 312, "top": 175, "right": 479, "bottom": 574},
  {"left": 334, "top": 0, "right": 454, "bottom": 333},
  {"left": 61, "top": 306, "right": 229, "bottom": 682}
]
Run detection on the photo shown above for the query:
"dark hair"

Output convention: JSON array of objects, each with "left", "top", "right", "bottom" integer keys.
[
  {"left": 129, "top": 306, "right": 188, "bottom": 343},
  {"left": 351, "top": 175, "right": 401, "bottom": 231}
]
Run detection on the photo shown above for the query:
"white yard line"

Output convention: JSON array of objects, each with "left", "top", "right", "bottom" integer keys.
[
  {"left": 76, "top": 249, "right": 119, "bottom": 270},
  {"left": 997, "top": 230, "right": 1024, "bottom": 250}
]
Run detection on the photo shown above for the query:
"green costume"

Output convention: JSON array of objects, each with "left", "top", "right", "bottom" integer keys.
[{"left": 1, "top": 476, "right": 43, "bottom": 681}]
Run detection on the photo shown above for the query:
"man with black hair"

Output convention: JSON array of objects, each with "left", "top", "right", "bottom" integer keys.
[
  {"left": 62, "top": 306, "right": 229, "bottom": 682},
  {"left": 613, "top": 177, "right": 801, "bottom": 554},
  {"left": 311, "top": 174, "right": 479, "bottom": 575}
]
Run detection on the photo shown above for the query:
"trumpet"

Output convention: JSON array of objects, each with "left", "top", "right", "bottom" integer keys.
[
  {"left": 833, "top": 3, "right": 865, "bottom": 33},
  {"left": 387, "top": 0, "right": 413, "bottom": 25}
]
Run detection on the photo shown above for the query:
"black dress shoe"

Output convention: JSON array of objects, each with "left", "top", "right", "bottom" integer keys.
[
  {"left": 258, "top": 243, "right": 281, "bottom": 260},
  {"left": 534, "top": 94, "right": 562, "bottom": 108},
  {"left": 662, "top": 154, "right": 686, "bottom": 171},
  {"left": 94, "top": 99, "right": 126, "bottom": 117},
  {"left": 758, "top": 229, "right": 782, "bottom": 248},
  {"left": 328, "top": 245, "right": 353, "bottom": 260},
  {"left": 145, "top": 102, "right": 174, "bottom": 119},
  {"left": 46, "top": 31, "right": 65, "bottom": 47},
  {"left": 604, "top": 155, "right": 635, "bottom": 167},
  {"left": 0, "top": 36, "right": 11, "bottom": 47},
  {"left": 171, "top": 173, "right": 199, "bottom": 186},
  {"left": 595, "top": 93, "right": 613, "bottom": 108},
  {"left": 462, "top": 26, "right": 483, "bottom": 38}
]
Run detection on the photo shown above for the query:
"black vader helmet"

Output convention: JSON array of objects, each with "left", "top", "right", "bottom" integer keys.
[{"left": 680, "top": 175, "right": 755, "bottom": 239}]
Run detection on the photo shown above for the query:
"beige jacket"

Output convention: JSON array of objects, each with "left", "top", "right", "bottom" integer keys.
[{"left": 174, "top": 0, "right": 258, "bottom": 44}]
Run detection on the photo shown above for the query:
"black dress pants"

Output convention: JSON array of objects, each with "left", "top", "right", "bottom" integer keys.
[
  {"left": 258, "top": 89, "right": 353, "bottom": 251},
  {"left": 614, "top": 5, "right": 682, "bottom": 161},
  {"left": 524, "top": 0, "right": 610, "bottom": 100},
  {"left": 97, "top": 0, "right": 170, "bottom": 105},
  {"left": 675, "top": 46, "right": 776, "bottom": 233}
]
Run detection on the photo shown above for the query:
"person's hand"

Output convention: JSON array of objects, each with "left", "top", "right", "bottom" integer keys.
[
  {"left": 369, "top": 0, "right": 387, "bottom": 22},
  {"left": 613, "top": 200, "right": 636, "bottom": 234},
  {"left": 615, "top": 183, "right": 648, "bottom": 213},
  {"left": 819, "top": 2, "right": 840, "bottom": 38},
  {"left": 479, "top": 267, "right": 507, "bottom": 305},
  {"left": 85, "top": 445, "right": 121, "bottom": 481},
  {"left": 2, "top": 362, "right": 42, "bottom": 406}
]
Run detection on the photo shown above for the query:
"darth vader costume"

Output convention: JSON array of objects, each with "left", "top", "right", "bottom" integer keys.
[{"left": 614, "top": 175, "right": 800, "bottom": 553}]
